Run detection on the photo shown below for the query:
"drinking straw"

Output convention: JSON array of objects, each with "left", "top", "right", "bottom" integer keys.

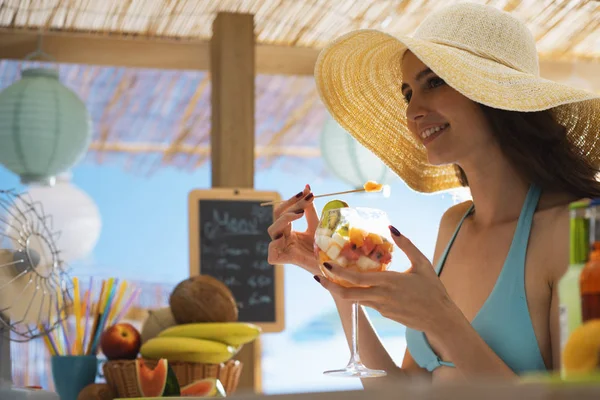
[
  {"left": 106, "top": 281, "right": 128, "bottom": 327},
  {"left": 113, "top": 287, "right": 141, "bottom": 323},
  {"left": 73, "top": 277, "right": 82, "bottom": 354},
  {"left": 86, "top": 279, "right": 106, "bottom": 355},
  {"left": 38, "top": 324, "right": 57, "bottom": 356},
  {"left": 90, "top": 283, "right": 118, "bottom": 355},
  {"left": 82, "top": 277, "right": 93, "bottom": 353},
  {"left": 55, "top": 285, "right": 71, "bottom": 355}
]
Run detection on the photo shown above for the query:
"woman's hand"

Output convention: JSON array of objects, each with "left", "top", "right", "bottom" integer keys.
[
  {"left": 316, "top": 226, "right": 458, "bottom": 336},
  {"left": 267, "top": 185, "right": 320, "bottom": 275}
]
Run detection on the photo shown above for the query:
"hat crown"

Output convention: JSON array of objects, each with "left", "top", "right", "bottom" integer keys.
[{"left": 413, "top": 3, "right": 539, "bottom": 76}]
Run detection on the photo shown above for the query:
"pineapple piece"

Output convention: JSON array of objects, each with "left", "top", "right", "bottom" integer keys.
[
  {"left": 349, "top": 227, "right": 366, "bottom": 247},
  {"left": 326, "top": 243, "right": 342, "bottom": 260},
  {"left": 381, "top": 240, "right": 394, "bottom": 253},
  {"left": 367, "top": 232, "right": 384, "bottom": 245}
]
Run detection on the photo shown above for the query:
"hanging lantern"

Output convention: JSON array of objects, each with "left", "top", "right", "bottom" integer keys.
[
  {"left": 5, "top": 172, "right": 102, "bottom": 263},
  {"left": 0, "top": 67, "right": 92, "bottom": 185},
  {"left": 320, "top": 116, "right": 396, "bottom": 189}
]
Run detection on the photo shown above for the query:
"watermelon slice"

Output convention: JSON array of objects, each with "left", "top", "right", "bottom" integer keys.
[
  {"left": 135, "top": 358, "right": 181, "bottom": 397},
  {"left": 181, "top": 377, "right": 226, "bottom": 397}
]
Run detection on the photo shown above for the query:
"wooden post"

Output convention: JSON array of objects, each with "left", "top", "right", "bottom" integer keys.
[
  {"left": 211, "top": 12, "right": 255, "bottom": 189},
  {"left": 210, "top": 12, "right": 261, "bottom": 394}
]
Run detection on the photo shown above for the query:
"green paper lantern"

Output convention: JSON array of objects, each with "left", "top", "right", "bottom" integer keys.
[
  {"left": 320, "top": 116, "right": 395, "bottom": 189},
  {"left": 0, "top": 68, "right": 92, "bottom": 185}
]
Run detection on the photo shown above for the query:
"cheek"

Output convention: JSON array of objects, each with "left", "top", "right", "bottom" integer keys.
[{"left": 406, "top": 121, "right": 420, "bottom": 140}]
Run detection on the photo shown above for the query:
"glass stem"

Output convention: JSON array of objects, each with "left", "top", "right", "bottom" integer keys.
[{"left": 350, "top": 301, "right": 362, "bottom": 365}]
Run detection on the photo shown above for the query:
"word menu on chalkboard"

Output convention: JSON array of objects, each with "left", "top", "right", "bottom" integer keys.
[{"left": 188, "top": 188, "right": 284, "bottom": 332}]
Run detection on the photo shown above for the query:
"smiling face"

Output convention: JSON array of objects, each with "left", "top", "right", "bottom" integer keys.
[{"left": 400, "top": 51, "right": 497, "bottom": 167}]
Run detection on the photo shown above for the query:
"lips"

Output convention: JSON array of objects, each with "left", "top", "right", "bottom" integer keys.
[{"left": 419, "top": 123, "right": 449, "bottom": 145}]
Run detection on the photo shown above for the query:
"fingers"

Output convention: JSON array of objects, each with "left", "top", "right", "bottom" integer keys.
[
  {"left": 267, "top": 235, "right": 286, "bottom": 264},
  {"left": 304, "top": 200, "right": 319, "bottom": 234},
  {"left": 267, "top": 209, "right": 306, "bottom": 239},
  {"left": 388, "top": 225, "right": 429, "bottom": 266},
  {"left": 322, "top": 262, "right": 389, "bottom": 287},
  {"left": 274, "top": 184, "right": 310, "bottom": 218}
]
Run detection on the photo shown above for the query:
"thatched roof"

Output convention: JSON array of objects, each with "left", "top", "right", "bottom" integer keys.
[{"left": 0, "top": 0, "right": 598, "bottom": 174}]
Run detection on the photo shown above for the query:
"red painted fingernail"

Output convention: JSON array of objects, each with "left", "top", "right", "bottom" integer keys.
[
  {"left": 314, "top": 275, "right": 321, "bottom": 283},
  {"left": 274, "top": 233, "right": 283, "bottom": 240},
  {"left": 306, "top": 184, "right": 311, "bottom": 190},
  {"left": 295, "top": 209, "right": 305, "bottom": 214},
  {"left": 323, "top": 262, "right": 332, "bottom": 270},
  {"left": 295, "top": 191, "right": 303, "bottom": 198},
  {"left": 304, "top": 193, "right": 314, "bottom": 201},
  {"left": 389, "top": 225, "right": 401, "bottom": 237}
]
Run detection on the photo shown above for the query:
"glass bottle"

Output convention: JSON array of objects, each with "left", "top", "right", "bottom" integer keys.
[
  {"left": 559, "top": 199, "right": 590, "bottom": 354},
  {"left": 580, "top": 198, "right": 600, "bottom": 322}
]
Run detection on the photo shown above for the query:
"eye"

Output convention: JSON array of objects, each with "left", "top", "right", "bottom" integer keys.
[
  {"left": 427, "top": 77, "right": 445, "bottom": 89},
  {"left": 402, "top": 90, "right": 412, "bottom": 104}
]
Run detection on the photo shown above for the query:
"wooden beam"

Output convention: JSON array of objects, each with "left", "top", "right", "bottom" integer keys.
[
  {"left": 0, "top": 28, "right": 319, "bottom": 76},
  {"left": 0, "top": 28, "right": 599, "bottom": 82},
  {"left": 87, "top": 142, "right": 322, "bottom": 158},
  {"left": 210, "top": 12, "right": 260, "bottom": 394}
]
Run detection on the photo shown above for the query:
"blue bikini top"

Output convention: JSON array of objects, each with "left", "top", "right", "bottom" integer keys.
[{"left": 404, "top": 184, "right": 547, "bottom": 373}]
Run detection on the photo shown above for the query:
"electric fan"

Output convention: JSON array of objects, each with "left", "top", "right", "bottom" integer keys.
[{"left": 0, "top": 189, "right": 72, "bottom": 399}]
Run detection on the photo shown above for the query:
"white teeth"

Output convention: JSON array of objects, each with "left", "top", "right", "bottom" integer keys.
[{"left": 420, "top": 124, "right": 449, "bottom": 139}]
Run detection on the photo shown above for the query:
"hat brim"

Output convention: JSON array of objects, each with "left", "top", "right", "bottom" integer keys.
[{"left": 314, "top": 29, "right": 600, "bottom": 193}]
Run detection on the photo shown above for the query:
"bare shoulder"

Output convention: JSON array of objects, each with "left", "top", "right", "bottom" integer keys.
[
  {"left": 439, "top": 200, "right": 473, "bottom": 234},
  {"left": 432, "top": 200, "right": 473, "bottom": 264}
]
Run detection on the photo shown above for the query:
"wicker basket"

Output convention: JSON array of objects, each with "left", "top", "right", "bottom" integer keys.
[{"left": 103, "top": 358, "right": 243, "bottom": 398}]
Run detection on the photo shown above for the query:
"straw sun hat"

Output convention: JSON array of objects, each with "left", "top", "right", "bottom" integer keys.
[{"left": 314, "top": 2, "right": 600, "bottom": 193}]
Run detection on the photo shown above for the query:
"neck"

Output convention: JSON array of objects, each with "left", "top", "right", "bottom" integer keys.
[{"left": 458, "top": 150, "right": 531, "bottom": 227}]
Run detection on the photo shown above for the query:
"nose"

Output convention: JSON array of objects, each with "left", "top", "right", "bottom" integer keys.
[{"left": 405, "top": 92, "right": 428, "bottom": 122}]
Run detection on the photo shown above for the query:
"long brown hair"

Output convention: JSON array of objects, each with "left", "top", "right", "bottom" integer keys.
[{"left": 454, "top": 105, "right": 600, "bottom": 199}]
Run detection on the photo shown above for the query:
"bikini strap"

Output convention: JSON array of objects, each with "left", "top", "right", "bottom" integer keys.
[{"left": 434, "top": 202, "right": 474, "bottom": 275}]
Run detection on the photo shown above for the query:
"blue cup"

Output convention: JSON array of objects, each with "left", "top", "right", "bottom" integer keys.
[{"left": 51, "top": 355, "right": 98, "bottom": 400}]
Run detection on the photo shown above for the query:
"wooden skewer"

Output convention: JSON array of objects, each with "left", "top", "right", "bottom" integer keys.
[{"left": 260, "top": 188, "right": 368, "bottom": 207}]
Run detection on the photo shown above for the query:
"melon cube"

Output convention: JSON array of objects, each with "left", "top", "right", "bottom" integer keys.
[
  {"left": 356, "top": 255, "right": 380, "bottom": 271},
  {"left": 316, "top": 227, "right": 333, "bottom": 237},
  {"left": 326, "top": 243, "right": 342, "bottom": 260},
  {"left": 335, "top": 256, "right": 349, "bottom": 267},
  {"left": 332, "top": 232, "right": 349, "bottom": 248},
  {"left": 315, "top": 235, "right": 333, "bottom": 252}
]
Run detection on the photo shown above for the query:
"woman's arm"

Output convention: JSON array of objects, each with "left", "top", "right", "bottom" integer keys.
[{"left": 427, "top": 302, "right": 519, "bottom": 379}]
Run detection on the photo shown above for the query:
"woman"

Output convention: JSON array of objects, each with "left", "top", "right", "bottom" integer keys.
[{"left": 267, "top": 3, "right": 600, "bottom": 384}]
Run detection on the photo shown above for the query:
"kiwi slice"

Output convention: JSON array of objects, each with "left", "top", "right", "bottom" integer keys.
[{"left": 319, "top": 199, "right": 349, "bottom": 229}]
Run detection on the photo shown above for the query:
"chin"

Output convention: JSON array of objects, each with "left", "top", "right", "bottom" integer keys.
[{"left": 426, "top": 152, "right": 453, "bottom": 166}]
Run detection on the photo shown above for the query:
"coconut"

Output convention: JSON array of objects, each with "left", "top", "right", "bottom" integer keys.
[
  {"left": 141, "top": 307, "right": 178, "bottom": 344},
  {"left": 169, "top": 275, "right": 238, "bottom": 324}
]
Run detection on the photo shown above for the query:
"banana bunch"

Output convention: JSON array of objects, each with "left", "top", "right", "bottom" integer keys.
[{"left": 140, "top": 322, "right": 261, "bottom": 364}]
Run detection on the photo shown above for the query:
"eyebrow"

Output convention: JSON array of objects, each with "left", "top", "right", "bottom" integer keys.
[{"left": 401, "top": 67, "right": 434, "bottom": 93}]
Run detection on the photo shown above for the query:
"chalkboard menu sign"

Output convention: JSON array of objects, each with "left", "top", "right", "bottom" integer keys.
[{"left": 188, "top": 188, "right": 284, "bottom": 332}]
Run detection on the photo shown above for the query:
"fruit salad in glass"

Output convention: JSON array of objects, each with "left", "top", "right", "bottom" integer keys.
[
  {"left": 314, "top": 200, "right": 394, "bottom": 288},
  {"left": 313, "top": 200, "right": 393, "bottom": 377}
]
